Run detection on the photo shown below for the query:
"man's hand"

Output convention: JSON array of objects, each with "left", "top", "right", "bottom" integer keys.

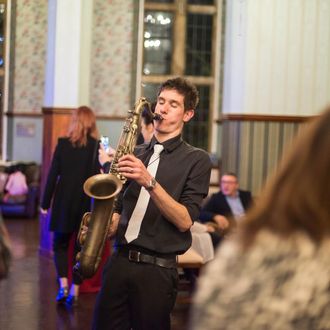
[
  {"left": 117, "top": 154, "right": 151, "bottom": 188},
  {"left": 213, "top": 214, "right": 229, "bottom": 230},
  {"left": 205, "top": 224, "right": 216, "bottom": 233}
]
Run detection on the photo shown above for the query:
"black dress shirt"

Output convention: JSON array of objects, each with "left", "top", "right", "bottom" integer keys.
[{"left": 114, "top": 134, "right": 212, "bottom": 255}]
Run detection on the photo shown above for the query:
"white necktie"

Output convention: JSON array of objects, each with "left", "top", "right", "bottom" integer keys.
[{"left": 125, "top": 144, "right": 164, "bottom": 243}]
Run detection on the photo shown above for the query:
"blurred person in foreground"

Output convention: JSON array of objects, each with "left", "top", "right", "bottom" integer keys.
[
  {"left": 191, "top": 107, "right": 330, "bottom": 330},
  {"left": 40, "top": 106, "right": 101, "bottom": 307}
]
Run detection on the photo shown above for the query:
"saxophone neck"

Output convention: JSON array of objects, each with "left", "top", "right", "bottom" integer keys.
[
  {"left": 138, "top": 97, "right": 163, "bottom": 121},
  {"left": 108, "top": 96, "right": 162, "bottom": 183}
]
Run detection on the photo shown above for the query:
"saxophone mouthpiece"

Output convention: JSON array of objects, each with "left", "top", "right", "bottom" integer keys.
[{"left": 153, "top": 113, "right": 163, "bottom": 121}]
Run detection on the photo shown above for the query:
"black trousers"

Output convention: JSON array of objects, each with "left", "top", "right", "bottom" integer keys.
[
  {"left": 92, "top": 253, "right": 178, "bottom": 330},
  {"left": 53, "top": 232, "right": 83, "bottom": 285}
]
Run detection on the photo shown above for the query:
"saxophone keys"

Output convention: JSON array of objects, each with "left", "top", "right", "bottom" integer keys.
[
  {"left": 82, "top": 212, "right": 91, "bottom": 226},
  {"left": 77, "top": 212, "right": 91, "bottom": 245}
]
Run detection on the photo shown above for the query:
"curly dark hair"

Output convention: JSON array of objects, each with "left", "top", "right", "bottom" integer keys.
[{"left": 157, "top": 77, "right": 199, "bottom": 111}]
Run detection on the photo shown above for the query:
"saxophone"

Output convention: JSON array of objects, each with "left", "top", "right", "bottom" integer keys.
[{"left": 74, "top": 97, "right": 161, "bottom": 279}]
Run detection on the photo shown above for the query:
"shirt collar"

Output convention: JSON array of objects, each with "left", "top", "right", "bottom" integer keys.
[
  {"left": 148, "top": 134, "right": 183, "bottom": 153},
  {"left": 225, "top": 191, "right": 239, "bottom": 199}
]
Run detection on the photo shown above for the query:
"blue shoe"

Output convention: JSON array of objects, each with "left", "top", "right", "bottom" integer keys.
[
  {"left": 56, "top": 287, "right": 68, "bottom": 303},
  {"left": 65, "top": 294, "right": 79, "bottom": 307}
]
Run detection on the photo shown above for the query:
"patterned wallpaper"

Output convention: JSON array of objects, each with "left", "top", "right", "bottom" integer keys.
[
  {"left": 12, "top": 0, "right": 47, "bottom": 113},
  {"left": 11, "top": 0, "right": 137, "bottom": 116},
  {"left": 90, "top": 0, "right": 137, "bottom": 116}
]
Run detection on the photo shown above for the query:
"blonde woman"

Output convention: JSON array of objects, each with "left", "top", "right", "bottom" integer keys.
[{"left": 41, "top": 106, "right": 100, "bottom": 307}]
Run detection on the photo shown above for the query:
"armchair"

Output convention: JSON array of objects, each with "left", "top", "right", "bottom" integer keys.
[{"left": 0, "top": 162, "right": 40, "bottom": 218}]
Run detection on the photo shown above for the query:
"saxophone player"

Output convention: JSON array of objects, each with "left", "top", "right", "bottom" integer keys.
[{"left": 93, "top": 77, "right": 212, "bottom": 330}]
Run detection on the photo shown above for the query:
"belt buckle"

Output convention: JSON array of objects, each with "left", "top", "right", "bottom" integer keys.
[{"left": 128, "top": 250, "right": 141, "bottom": 262}]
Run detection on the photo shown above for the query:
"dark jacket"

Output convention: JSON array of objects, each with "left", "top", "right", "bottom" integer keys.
[
  {"left": 199, "top": 189, "right": 253, "bottom": 226},
  {"left": 41, "top": 136, "right": 100, "bottom": 233}
]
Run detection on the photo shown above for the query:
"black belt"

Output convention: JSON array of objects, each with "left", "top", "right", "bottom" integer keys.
[{"left": 118, "top": 249, "right": 177, "bottom": 269}]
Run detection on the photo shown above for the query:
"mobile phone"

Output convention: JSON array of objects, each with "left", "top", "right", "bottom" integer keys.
[{"left": 100, "top": 135, "right": 110, "bottom": 150}]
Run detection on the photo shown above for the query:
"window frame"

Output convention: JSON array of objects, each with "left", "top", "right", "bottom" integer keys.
[{"left": 137, "top": 0, "right": 223, "bottom": 152}]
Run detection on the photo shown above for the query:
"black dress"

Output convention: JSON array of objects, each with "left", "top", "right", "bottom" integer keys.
[{"left": 41, "top": 136, "right": 100, "bottom": 233}]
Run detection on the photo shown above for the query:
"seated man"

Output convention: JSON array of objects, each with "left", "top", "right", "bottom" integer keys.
[{"left": 199, "top": 172, "right": 253, "bottom": 247}]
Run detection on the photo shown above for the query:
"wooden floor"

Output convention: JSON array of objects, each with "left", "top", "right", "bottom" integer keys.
[{"left": 0, "top": 217, "right": 192, "bottom": 330}]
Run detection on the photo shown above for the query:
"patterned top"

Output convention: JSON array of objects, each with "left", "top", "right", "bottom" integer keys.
[{"left": 191, "top": 230, "right": 330, "bottom": 330}]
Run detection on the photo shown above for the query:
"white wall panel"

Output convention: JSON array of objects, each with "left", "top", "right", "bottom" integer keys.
[
  {"left": 285, "top": 0, "right": 303, "bottom": 115},
  {"left": 222, "top": 0, "right": 247, "bottom": 113},
  {"left": 268, "top": 0, "right": 288, "bottom": 115},
  {"left": 299, "top": 0, "right": 318, "bottom": 115},
  {"left": 314, "top": 0, "right": 330, "bottom": 111},
  {"left": 53, "top": 0, "right": 82, "bottom": 107},
  {"left": 223, "top": 0, "right": 330, "bottom": 116}
]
